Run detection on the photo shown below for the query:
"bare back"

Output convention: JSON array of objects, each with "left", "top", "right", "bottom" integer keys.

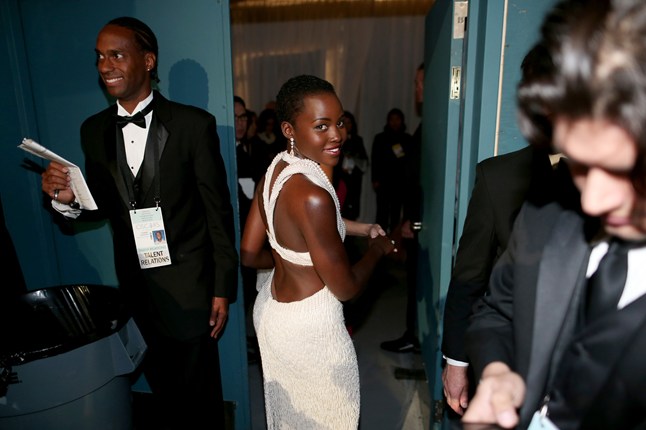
[{"left": 259, "top": 151, "right": 347, "bottom": 302}]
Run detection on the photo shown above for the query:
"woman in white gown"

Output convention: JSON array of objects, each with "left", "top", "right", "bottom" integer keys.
[{"left": 241, "top": 75, "right": 396, "bottom": 429}]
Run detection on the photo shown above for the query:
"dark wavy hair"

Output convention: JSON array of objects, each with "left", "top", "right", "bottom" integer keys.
[
  {"left": 107, "top": 17, "right": 160, "bottom": 84},
  {"left": 516, "top": 43, "right": 556, "bottom": 151},
  {"left": 276, "top": 75, "right": 336, "bottom": 124},
  {"left": 517, "top": 0, "right": 646, "bottom": 195}
]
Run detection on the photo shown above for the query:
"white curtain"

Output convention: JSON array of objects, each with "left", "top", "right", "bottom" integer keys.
[{"left": 232, "top": 15, "right": 425, "bottom": 222}]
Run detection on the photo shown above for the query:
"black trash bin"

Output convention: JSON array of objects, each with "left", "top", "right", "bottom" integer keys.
[{"left": 0, "top": 284, "right": 146, "bottom": 430}]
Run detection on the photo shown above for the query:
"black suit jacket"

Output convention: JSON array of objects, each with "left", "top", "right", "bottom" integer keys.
[
  {"left": 79, "top": 91, "right": 238, "bottom": 340},
  {"left": 465, "top": 199, "right": 646, "bottom": 429},
  {"left": 442, "top": 146, "right": 555, "bottom": 362}
]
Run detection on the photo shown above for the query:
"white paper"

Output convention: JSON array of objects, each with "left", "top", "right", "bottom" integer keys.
[
  {"left": 19, "top": 138, "right": 98, "bottom": 210},
  {"left": 238, "top": 178, "right": 255, "bottom": 200}
]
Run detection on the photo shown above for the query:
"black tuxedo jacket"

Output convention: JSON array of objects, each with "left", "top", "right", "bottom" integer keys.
[
  {"left": 465, "top": 200, "right": 646, "bottom": 429},
  {"left": 442, "top": 146, "right": 556, "bottom": 362},
  {"left": 79, "top": 91, "right": 238, "bottom": 340}
]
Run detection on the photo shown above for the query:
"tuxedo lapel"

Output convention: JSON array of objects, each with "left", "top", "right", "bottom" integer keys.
[
  {"left": 102, "top": 110, "right": 131, "bottom": 209},
  {"left": 138, "top": 114, "right": 168, "bottom": 205},
  {"left": 523, "top": 210, "right": 591, "bottom": 416}
]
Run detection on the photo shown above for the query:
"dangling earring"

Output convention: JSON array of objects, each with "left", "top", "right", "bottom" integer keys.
[{"left": 290, "top": 137, "right": 295, "bottom": 155}]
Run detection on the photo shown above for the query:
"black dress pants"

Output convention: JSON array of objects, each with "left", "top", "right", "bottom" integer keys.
[{"left": 141, "top": 329, "right": 224, "bottom": 429}]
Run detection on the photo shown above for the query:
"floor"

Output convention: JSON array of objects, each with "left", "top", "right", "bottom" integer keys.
[{"left": 248, "top": 243, "right": 431, "bottom": 429}]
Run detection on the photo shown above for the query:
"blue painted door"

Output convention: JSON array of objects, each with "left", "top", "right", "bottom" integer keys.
[
  {"left": 417, "top": 1, "right": 559, "bottom": 428},
  {"left": 416, "top": 2, "right": 467, "bottom": 426}
]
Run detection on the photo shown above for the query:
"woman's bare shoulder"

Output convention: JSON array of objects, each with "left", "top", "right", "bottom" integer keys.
[{"left": 281, "top": 173, "right": 335, "bottom": 210}]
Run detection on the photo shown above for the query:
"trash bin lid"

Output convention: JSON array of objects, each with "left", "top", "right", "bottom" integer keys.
[{"left": 0, "top": 285, "right": 129, "bottom": 366}]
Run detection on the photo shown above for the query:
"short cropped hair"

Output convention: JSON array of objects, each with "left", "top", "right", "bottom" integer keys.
[{"left": 276, "top": 75, "right": 336, "bottom": 124}]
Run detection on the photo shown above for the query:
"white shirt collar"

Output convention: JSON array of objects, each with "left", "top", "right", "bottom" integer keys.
[{"left": 116, "top": 91, "right": 154, "bottom": 117}]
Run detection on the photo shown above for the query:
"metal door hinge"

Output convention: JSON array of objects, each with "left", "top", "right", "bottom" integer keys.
[{"left": 450, "top": 67, "right": 461, "bottom": 100}]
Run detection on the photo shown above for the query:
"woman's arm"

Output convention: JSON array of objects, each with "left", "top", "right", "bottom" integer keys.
[
  {"left": 343, "top": 219, "right": 386, "bottom": 238},
  {"left": 286, "top": 180, "right": 394, "bottom": 301}
]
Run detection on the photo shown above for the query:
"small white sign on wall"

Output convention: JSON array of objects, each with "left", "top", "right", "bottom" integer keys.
[{"left": 453, "top": 1, "right": 468, "bottom": 39}]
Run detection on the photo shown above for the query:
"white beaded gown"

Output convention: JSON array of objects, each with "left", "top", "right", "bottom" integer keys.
[{"left": 253, "top": 151, "right": 359, "bottom": 429}]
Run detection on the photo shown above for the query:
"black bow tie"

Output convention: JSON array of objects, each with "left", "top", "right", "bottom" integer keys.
[{"left": 116, "top": 102, "right": 154, "bottom": 128}]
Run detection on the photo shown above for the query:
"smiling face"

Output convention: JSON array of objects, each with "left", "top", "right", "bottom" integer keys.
[
  {"left": 554, "top": 117, "right": 646, "bottom": 241},
  {"left": 95, "top": 24, "right": 154, "bottom": 112},
  {"left": 283, "top": 92, "right": 346, "bottom": 168}
]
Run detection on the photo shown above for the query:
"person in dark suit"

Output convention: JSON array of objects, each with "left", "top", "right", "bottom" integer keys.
[
  {"left": 40, "top": 17, "right": 237, "bottom": 429},
  {"left": 463, "top": 1, "right": 646, "bottom": 428},
  {"left": 371, "top": 107, "right": 413, "bottom": 233},
  {"left": 441, "top": 44, "right": 561, "bottom": 416},
  {"left": 380, "top": 62, "right": 425, "bottom": 353},
  {"left": 442, "top": 146, "right": 557, "bottom": 413}
]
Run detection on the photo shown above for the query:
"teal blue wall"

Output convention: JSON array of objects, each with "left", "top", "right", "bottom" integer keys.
[
  {"left": 497, "top": 0, "right": 560, "bottom": 156},
  {"left": 1, "top": 0, "right": 250, "bottom": 427}
]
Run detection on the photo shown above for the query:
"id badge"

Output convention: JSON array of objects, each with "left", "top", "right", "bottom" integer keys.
[
  {"left": 391, "top": 143, "right": 406, "bottom": 158},
  {"left": 528, "top": 411, "right": 560, "bottom": 430},
  {"left": 129, "top": 207, "right": 172, "bottom": 269}
]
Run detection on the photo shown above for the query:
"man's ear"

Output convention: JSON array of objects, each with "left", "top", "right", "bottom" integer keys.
[{"left": 145, "top": 52, "right": 156, "bottom": 72}]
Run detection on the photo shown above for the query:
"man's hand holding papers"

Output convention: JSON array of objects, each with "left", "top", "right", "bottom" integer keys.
[{"left": 19, "top": 138, "right": 97, "bottom": 210}]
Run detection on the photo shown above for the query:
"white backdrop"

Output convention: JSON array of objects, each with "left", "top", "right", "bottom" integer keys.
[{"left": 232, "top": 15, "right": 425, "bottom": 222}]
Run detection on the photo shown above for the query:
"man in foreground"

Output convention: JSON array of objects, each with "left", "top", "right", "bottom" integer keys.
[
  {"left": 464, "top": 0, "right": 646, "bottom": 428},
  {"left": 41, "top": 17, "right": 237, "bottom": 428}
]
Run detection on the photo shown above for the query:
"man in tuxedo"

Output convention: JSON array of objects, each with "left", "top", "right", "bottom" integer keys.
[
  {"left": 463, "top": 1, "right": 646, "bottom": 428},
  {"left": 442, "top": 145, "right": 558, "bottom": 414},
  {"left": 441, "top": 44, "right": 564, "bottom": 416},
  {"left": 41, "top": 17, "right": 237, "bottom": 428}
]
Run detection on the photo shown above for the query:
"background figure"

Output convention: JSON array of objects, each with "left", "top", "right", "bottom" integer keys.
[
  {"left": 246, "top": 109, "right": 258, "bottom": 141},
  {"left": 464, "top": 1, "right": 646, "bottom": 428},
  {"left": 40, "top": 17, "right": 238, "bottom": 429},
  {"left": 234, "top": 96, "right": 265, "bottom": 326},
  {"left": 240, "top": 75, "right": 395, "bottom": 429},
  {"left": 334, "top": 110, "right": 370, "bottom": 332},
  {"left": 380, "top": 63, "right": 424, "bottom": 354},
  {"left": 441, "top": 44, "right": 564, "bottom": 416},
  {"left": 256, "top": 108, "right": 284, "bottom": 158},
  {"left": 234, "top": 96, "right": 268, "bottom": 227},
  {"left": 334, "top": 110, "right": 368, "bottom": 221},
  {"left": 371, "top": 108, "right": 412, "bottom": 233}
]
